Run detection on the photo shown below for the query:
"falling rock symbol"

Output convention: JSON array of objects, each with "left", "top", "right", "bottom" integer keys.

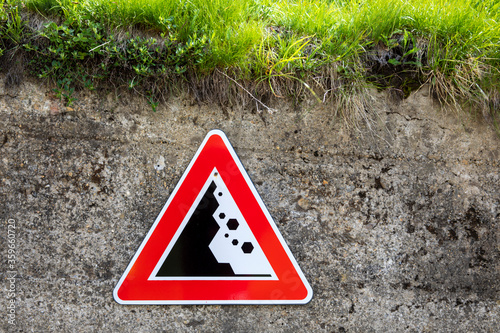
[
  {"left": 152, "top": 168, "right": 275, "bottom": 279},
  {"left": 209, "top": 170, "right": 275, "bottom": 277}
]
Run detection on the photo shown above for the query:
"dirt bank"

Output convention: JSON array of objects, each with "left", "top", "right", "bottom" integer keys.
[{"left": 1, "top": 75, "right": 498, "bottom": 332}]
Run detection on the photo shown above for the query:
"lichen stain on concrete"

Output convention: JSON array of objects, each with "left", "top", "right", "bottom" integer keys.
[{"left": 0, "top": 74, "right": 498, "bottom": 332}]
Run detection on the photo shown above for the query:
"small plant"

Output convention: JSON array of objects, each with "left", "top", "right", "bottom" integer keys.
[
  {"left": 54, "top": 77, "right": 76, "bottom": 106},
  {"left": 379, "top": 29, "right": 422, "bottom": 67},
  {"left": 147, "top": 93, "right": 159, "bottom": 112},
  {"left": 24, "top": 18, "right": 107, "bottom": 104},
  {"left": 1, "top": 0, "right": 27, "bottom": 53},
  {"left": 0, "top": 0, "right": 5, "bottom": 58}
]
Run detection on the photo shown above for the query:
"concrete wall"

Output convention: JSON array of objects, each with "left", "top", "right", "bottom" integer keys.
[{"left": 1, "top": 75, "right": 499, "bottom": 332}]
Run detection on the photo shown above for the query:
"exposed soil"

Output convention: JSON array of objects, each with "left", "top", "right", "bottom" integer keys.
[{"left": 1, "top": 74, "right": 498, "bottom": 332}]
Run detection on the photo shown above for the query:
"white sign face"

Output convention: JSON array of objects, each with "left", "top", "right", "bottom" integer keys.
[{"left": 150, "top": 169, "right": 276, "bottom": 280}]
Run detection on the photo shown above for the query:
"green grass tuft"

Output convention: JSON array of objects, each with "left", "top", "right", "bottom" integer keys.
[{"left": 0, "top": 0, "right": 498, "bottom": 123}]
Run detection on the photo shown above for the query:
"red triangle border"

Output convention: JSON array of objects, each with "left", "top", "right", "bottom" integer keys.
[{"left": 113, "top": 130, "right": 313, "bottom": 304}]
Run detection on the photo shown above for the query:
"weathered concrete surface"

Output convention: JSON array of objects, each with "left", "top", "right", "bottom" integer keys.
[{"left": 1, "top": 75, "right": 499, "bottom": 332}]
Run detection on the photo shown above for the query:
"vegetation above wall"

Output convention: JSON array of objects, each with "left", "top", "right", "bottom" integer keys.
[{"left": 1, "top": 0, "right": 499, "bottom": 124}]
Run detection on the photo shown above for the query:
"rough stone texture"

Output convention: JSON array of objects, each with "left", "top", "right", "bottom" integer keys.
[{"left": 0, "top": 74, "right": 499, "bottom": 332}]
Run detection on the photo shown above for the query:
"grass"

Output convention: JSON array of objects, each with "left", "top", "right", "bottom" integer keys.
[{"left": 1, "top": 0, "right": 499, "bottom": 122}]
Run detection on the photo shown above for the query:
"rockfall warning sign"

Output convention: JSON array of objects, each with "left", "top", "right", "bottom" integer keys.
[{"left": 113, "top": 130, "right": 312, "bottom": 304}]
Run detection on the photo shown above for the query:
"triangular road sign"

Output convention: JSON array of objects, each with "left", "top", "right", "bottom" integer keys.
[{"left": 113, "top": 130, "right": 313, "bottom": 304}]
